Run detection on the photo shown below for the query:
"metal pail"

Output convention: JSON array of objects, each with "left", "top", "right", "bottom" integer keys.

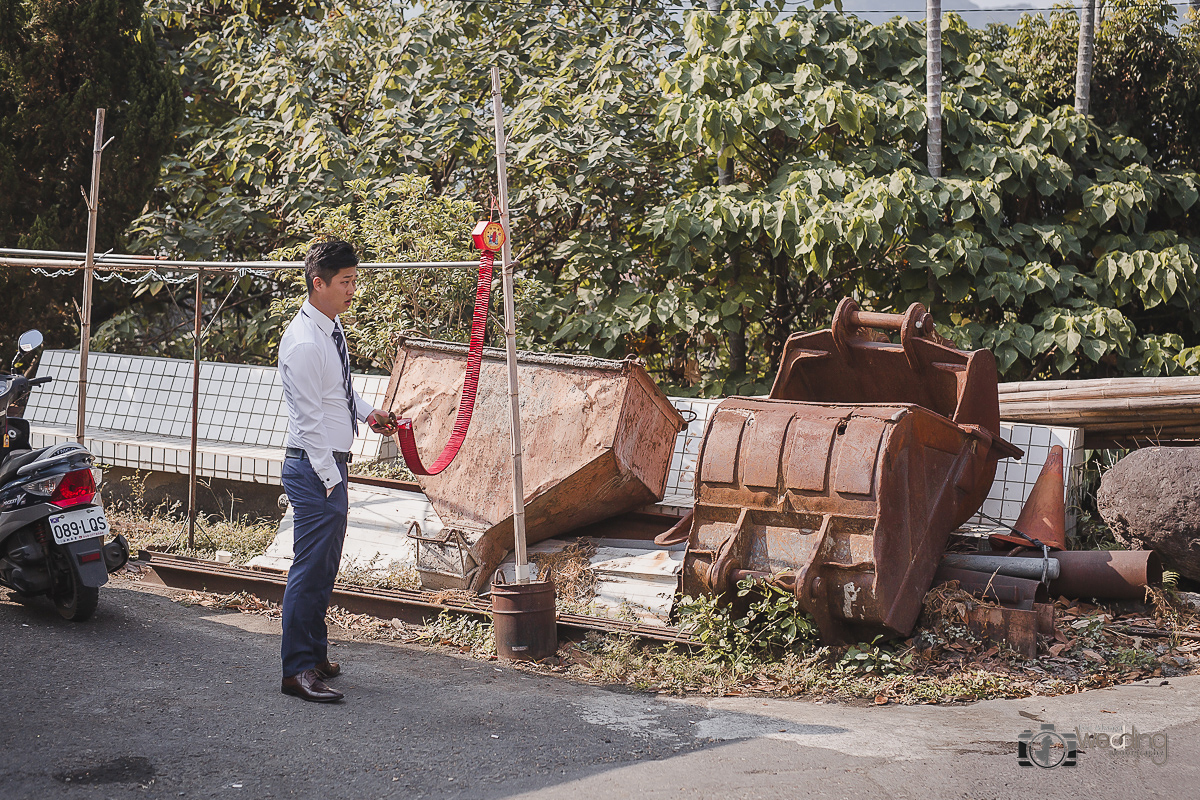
[{"left": 492, "top": 580, "right": 557, "bottom": 661}]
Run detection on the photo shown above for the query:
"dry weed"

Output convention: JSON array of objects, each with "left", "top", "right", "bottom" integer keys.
[{"left": 530, "top": 538, "right": 598, "bottom": 613}]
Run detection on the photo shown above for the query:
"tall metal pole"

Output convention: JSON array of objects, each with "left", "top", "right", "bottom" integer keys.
[
  {"left": 1074, "top": 0, "right": 1097, "bottom": 116},
  {"left": 188, "top": 269, "right": 203, "bottom": 549},
  {"left": 490, "top": 65, "right": 530, "bottom": 583},
  {"left": 77, "top": 109, "right": 107, "bottom": 444},
  {"left": 926, "top": 0, "right": 943, "bottom": 179}
]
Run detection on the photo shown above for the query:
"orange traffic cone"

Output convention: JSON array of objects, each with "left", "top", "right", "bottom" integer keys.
[{"left": 989, "top": 445, "right": 1067, "bottom": 551}]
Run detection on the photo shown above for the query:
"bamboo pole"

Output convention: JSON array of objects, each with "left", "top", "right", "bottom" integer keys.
[
  {"left": 188, "top": 269, "right": 203, "bottom": 549},
  {"left": 994, "top": 375, "right": 1200, "bottom": 446},
  {"left": 77, "top": 109, "right": 112, "bottom": 444},
  {"left": 491, "top": 65, "right": 530, "bottom": 584},
  {"left": 1000, "top": 375, "right": 1200, "bottom": 399}
]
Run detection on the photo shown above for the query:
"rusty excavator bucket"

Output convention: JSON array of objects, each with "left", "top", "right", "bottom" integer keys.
[{"left": 682, "top": 299, "right": 1023, "bottom": 642}]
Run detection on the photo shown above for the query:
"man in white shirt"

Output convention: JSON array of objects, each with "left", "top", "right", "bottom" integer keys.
[{"left": 277, "top": 240, "right": 395, "bottom": 703}]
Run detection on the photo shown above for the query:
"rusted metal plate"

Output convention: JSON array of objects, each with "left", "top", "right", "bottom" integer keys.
[
  {"left": 698, "top": 408, "right": 748, "bottom": 485},
  {"left": 383, "top": 340, "right": 684, "bottom": 591},
  {"left": 964, "top": 602, "right": 1054, "bottom": 659},
  {"left": 682, "top": 300, "right": 1024, "bottom": 643},
  {"left": 833, "top": 417, "right": 886, "bottom": 496},
  {"left": 784, "top": 415, "right": 839, "bottom": 492},
  {"left": 933, "top": 565, "right": 1041, "bottom": 609},
  {"left": 741, "top": 410, "right": 793, "bottom": 489}
]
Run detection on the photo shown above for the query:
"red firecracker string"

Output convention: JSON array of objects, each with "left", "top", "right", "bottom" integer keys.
[{"left": 394, "top": 250, "right": 494, "bottom": 476}]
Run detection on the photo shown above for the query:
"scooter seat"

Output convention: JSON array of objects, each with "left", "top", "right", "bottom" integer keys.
[{"left": 0, "top": 447, "right": 48, "bottom": 486}]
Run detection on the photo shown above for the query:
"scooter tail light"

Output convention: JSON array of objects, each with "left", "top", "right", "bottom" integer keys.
[{"left": 50, "top": 468, "right": 96, "bottom": 508}]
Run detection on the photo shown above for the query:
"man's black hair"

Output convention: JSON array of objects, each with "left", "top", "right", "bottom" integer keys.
[{"left": 304, "top": 240, "right": 359, "bottom": 293}]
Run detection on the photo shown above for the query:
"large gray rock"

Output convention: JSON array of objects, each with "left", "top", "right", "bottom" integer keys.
[{"left": 1097, "top": 447, "right": 1200, "bottom": 580}]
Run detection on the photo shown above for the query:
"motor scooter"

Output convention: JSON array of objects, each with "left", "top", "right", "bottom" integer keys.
[{"left": 0, "top": 331, "right": 128, "bottom": 620}]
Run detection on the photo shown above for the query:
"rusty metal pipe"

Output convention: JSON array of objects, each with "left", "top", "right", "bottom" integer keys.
[
  {"left": 933, "top": 566, "right": 1041, "bottom": 608},
  {"left": 1026, "top": 549, "right": 1162, "bottom": 600},
  {"left": 730, "top": 569, "right": 772, "bottom": 584},
  {"left": 849, "top": 309, "right": 907, "bottom": 331}
]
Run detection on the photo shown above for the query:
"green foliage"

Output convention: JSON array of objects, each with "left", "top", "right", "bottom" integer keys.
[
  {"left": 123, "top": 1, "right": 1200, "bottom": 390},
  {"left": 91, "top": 270, "right": 283, "bottom": 364},
  {"left": 645, "top": 6, "right": 1200, "bottom": 384},
  {"left": 268, "top": 176, "right": 544, "bottom": 370},
  {"left": 134, "top": 0, "right": 410, "bottom": 258},
  {"left": 1005, "top": 1, "right": 1200, "bottom": 171},
  {"left": 0, "top": 0, "right": 183, "bottom": 346},
  {"left": 422, "top": 610, "right": 495, "bottom": 655},
  {"left": 676, "top": 578, "right": 819, "bottom": 667},
  {"left": 838, "top": 635, "right": 913, "bottom": 676}
]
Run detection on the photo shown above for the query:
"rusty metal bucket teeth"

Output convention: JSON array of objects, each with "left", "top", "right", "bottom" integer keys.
[{"left": 682, "top": 300, "right": 1022, "bottom": 642}]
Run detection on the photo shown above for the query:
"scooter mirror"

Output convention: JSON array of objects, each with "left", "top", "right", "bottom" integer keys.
[{"left": 17, "top": 330, "right": 43, "bottom": 353}]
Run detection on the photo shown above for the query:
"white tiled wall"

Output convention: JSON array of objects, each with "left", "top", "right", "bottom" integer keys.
[
  {"left": 24, "top": 350, "right": 395, "bottom": 485},
  {"left": 648, "top": 397, "right": 722, "bottom": 515},
  {"left": 967, "top": 422, "right": 1085, "bottom": 538}
]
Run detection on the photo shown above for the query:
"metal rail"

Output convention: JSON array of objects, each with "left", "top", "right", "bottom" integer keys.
[
  {"left": 0, "top": 254, "right": 482, "bottom": 271},
  {"left": 138, "top": 550, "right": 694, "bottom": 646}
]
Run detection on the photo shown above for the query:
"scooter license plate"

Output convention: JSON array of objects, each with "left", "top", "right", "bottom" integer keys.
[{"left": 48, "top": 507, "right": 109, "bottom": 545}]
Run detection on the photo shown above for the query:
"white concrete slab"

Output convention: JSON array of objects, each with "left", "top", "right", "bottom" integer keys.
[{"left": 247, "top": 483, "right": 440, "bottom": 573}]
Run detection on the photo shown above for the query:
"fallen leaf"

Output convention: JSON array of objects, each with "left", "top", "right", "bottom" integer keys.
[
  {"left": 874, "top": 695, "right": 889, "bottom": 705},
  {"left": 1082, "top": 649, "right": 1106, "bottom": 664}
]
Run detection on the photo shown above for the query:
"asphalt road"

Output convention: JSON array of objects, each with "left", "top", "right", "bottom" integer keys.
[{"left": 2, "top": 579, "right": 1199, "bottom": 800}]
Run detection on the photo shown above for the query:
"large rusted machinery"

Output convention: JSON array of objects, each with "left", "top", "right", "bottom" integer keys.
[
  {"left": 384, "top": 339, "right": 684, "bottom": 592},
  {"left": 681, "top": 299, "right": 1024, "bottom": 642}
]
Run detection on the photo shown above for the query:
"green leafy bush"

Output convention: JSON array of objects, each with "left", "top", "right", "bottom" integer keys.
[
  {"left": 676, "top": 578, "right": 819, "bottom": 668},
  {"left": 838, "top": 636, "right": 914, "bottom": 676}
]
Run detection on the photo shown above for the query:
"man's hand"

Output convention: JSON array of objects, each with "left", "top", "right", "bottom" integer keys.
[{"left": 367, "top": 408, "right": 398, "bottom": 434}]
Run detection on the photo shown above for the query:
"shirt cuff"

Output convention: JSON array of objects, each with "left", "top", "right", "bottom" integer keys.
[{"left": 354, "top": 394, "right": 374, "bottom": 422}]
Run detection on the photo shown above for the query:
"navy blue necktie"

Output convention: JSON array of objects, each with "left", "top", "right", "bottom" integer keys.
[{"left": 331, "top": 325, "right": 358, "bottom": 436}]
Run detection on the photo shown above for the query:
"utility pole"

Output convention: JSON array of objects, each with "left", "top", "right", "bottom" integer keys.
[
  {"left": 77, "top": 109, "right": 113, "bottom": 444},
  {"left": 926, "top": 0, "right": 943, "bottom": 179},
  {"left": 1075, "top": 0, "right": 1097, "bottom": 116}
]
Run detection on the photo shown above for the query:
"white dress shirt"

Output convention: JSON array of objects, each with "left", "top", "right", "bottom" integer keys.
[{"left": 278, "top": 300, "right": 373, "bottom": 489}]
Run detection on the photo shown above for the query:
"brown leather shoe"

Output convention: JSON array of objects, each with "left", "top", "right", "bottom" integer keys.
[
  {"left": 281, "top": 669, "right": 343, "bottom": 703},
  {"left": 315, "top": 660, "right": 340, "bottom": 680}
]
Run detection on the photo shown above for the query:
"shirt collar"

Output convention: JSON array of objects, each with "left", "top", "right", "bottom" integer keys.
[{"left": 300, "top": 299, "right": 338, "bottom": 336}]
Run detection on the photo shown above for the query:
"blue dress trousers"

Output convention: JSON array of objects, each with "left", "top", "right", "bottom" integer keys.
[{"left": 280, "top": 455, "right": 349, "bottom": 678}]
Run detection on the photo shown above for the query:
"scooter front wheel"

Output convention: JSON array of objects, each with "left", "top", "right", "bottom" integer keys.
[{"left": 54, "top": 570, "right": 99, "bottom": 622}]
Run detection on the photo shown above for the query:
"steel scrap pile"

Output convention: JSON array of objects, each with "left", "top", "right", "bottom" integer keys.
[
  {"left": 675, "top": 299, "right": 1162, "bottom": 655},
  {"left": 383, "top": 301, "right": 1164, "bottom": 659}
]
